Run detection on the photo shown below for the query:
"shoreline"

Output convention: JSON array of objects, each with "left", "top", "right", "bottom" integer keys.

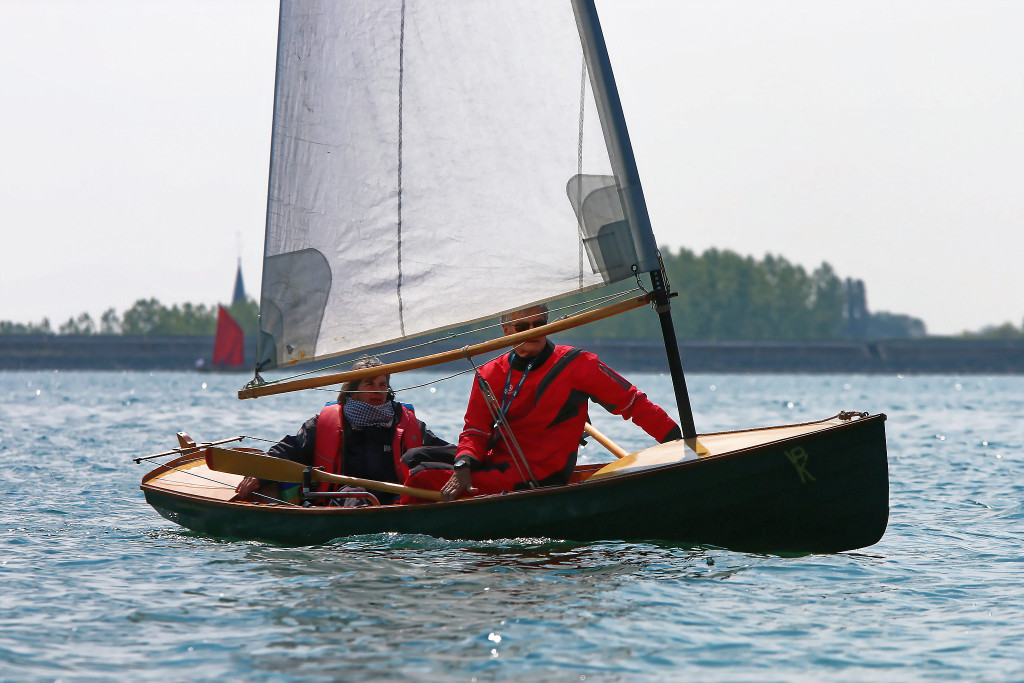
[{"left": 3, "top": 334, "right": 1024, "bottom": 374}]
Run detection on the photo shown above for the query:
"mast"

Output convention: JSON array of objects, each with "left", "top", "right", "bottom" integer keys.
[{"left": 571, "top": 0, "right": 697, "bottom": 438}]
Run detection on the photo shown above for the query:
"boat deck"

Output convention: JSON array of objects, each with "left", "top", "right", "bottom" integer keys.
[{"left": 143, "top": 419, "right": 846, "bottom": 503}]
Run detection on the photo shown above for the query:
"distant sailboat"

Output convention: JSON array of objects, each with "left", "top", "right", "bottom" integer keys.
[
  {"left": 201, "top": 260, "right": 247, "bottom": 371},
  {"left": 212, "top": 305, "right": 244, "bottom": 370}
]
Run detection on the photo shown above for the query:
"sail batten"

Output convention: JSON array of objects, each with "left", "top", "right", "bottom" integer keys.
[{"left": 257, "top": 0, "right": 657, "bottom": 370}]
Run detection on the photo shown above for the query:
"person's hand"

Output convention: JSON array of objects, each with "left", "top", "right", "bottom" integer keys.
[
  {"left": 230, "top": 476, "right": 260, "bottom": 502},
  {"left": 440, "top": 467, "right": 477, "bottom": 502}
]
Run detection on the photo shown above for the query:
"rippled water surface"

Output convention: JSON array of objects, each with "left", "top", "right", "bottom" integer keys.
[{"left": 2, "top": 370, "right": 1022, "bottom": 681}]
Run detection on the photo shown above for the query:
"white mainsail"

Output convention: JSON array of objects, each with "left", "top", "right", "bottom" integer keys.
[{"left": 257, "top": 0, "right": 658, "bottom": 370}]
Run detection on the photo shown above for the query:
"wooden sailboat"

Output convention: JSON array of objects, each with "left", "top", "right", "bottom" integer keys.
[
  {"left": 140, "top": 0, "right": 889, "bottom": 554},
  {"left": 211, "top": 305, "right": 245, "bottom": 370}
]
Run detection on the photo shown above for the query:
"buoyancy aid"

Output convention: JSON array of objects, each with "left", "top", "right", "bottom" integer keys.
[{"left": 311, "top": 402, "right": 422, "bottom": 492}]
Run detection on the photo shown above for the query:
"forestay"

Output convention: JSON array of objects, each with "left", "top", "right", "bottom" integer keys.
[{"left": 257, "top": 0, "right": 658, "bottom": 370}]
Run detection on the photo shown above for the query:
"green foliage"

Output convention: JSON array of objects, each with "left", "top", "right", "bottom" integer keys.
[
  {"left": 99, "top": 308, "right": 121, "bottom": 335},
  {"left": 554, "top": 246, "right": 928, "bottom": 341},
  {"left": 120, "top": 298, "right": 217, "bottom": 336},
  {"left": 58, "top": 312, "right": 96, "bottom": 335},
  {"left": 866, "top": 312, "right": 927, "bottom": 339},
  {"left": 566, "top": 247, "right": 850, "bottom": 341},
  {"left": 958, "top": 320, "right": 1024, "bottom": 340},
  {"left": 44, "top": 308, "right": 122, "bottom": 336},
  {"left": 0, "top": 318, "right": 53, "bottom": 335},
  {"left": 1, "top": 298, "right": 258, "bottom": 338}
]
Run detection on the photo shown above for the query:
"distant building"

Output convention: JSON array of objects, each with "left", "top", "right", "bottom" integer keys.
[{"left": 232, "top": 259, "right": 246, "bottom": 305}]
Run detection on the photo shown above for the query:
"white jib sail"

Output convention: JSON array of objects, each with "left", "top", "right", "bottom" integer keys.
[{"left": 258, "top": 0, "right": 651, "bottom": 369}]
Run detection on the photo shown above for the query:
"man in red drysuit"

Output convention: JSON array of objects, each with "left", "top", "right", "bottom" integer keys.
[{"left": 400, "top": 304, "right": 680, "bottom": 503}]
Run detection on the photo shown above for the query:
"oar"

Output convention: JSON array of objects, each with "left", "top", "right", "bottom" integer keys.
[
  {"left": 205, "top": 447, "right": 442, "bottom": 502},
  {"left": 584, "top": 423, "right": 630, "bottom": 459}
]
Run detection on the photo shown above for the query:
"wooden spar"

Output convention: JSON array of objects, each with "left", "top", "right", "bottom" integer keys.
[
  {"left": 238, "top": 293, "right": 653, "bottom": 400},
  {"left": 572, "top": 0, "right": 697, "bottom": 438},
  {"left": 133, "top": 435, "right": 244, "bottom": 463},
  {"left": 205, "top": 447, "right": 443, "bottom": 501},
  {"left": 583, "top": 423, "right": 629, "bottom": 459}
]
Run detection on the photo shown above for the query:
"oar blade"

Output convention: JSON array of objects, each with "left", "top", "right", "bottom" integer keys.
[{"left": 205, "top": 447, "right": 307, "bottom": 482}]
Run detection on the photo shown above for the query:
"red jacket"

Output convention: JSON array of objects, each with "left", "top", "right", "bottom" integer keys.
[{"left": 457, "top": 342, "right": 677, "bottom": 486}]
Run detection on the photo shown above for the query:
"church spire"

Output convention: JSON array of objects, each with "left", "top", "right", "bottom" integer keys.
[{"left": 232, "top": 258, "right": 246, "bottom": 305}]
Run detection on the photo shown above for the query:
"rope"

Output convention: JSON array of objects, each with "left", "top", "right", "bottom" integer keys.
[
  {"left": 395, "top": 0, "right": 407, "bottom": 335},
  {"left": 577, "top": 55, "right": 587, "bottom": 290},
  {"left": 460, "top": 347, "right": 538, "bottom": 489}
]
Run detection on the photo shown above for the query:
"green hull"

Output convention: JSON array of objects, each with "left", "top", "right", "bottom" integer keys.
[{"left": 142, "top": 414, "right": 888, "bottom": 554}]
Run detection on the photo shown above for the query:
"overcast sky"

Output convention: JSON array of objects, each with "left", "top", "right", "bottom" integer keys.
[{"left": 2, "top": 0, "right": 1021, "bottom": 336}]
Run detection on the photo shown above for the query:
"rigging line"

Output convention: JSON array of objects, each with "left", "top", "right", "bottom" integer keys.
[
  {"left": 133, "top": 435, "right": 245, "bottom": 463},
  {"left": 395, "top": 0, "right": 407, "bottom": 336},
  {"left": 561, "top": 288, "right": 642, "bottom": 318},
  {"left": 393, "top": 364, "right": 477, "bottom": 392},
  {"left": 236, "top": 435, "right": 283, "bottom": 445},
  {"left": 577, "top": 55, "right": 587, "bottom": 290},
  {"left": 633, "top": 264, "right": 649, "bottom": 295},
  {"left": 461, "top": 348, "right": 539, "bottom": 489},
  {"left": 307, "top": 349, "right": 507, "bottom": 396}
]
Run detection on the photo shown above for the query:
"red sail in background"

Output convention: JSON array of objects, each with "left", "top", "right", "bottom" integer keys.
[{"left": 213, "top": 306, "right": 245, "bottom": 368}]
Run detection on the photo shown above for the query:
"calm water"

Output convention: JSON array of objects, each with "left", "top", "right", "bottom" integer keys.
[{"left": 2, "top": 369, "right": 1022, "bottom": 681}]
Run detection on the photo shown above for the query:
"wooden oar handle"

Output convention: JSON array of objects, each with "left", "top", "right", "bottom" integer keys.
[
  {"left": 584, "top": 423, "right": 630, "bottom": 459},
  {"left": 311, "top": 469, "right": 442, "bottom": 502},
  {"left": 205, "top": 447, "right": 442, "bottom": 501}
]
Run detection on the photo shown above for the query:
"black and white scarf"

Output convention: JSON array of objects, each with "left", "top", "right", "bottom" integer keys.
[{"left": 343, "top": 399, "right": 397, "bottom": 429}]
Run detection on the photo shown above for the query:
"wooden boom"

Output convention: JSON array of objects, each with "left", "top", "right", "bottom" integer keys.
[{"left": 238, "top": 293, "right": 653, "bottom": 399}]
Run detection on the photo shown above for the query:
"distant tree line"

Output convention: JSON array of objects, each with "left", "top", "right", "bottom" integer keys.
[
  {"left": 957, "top": 321, "right": 1024, "bottom": 340},
  {"left": 836, "top": 277, "right": 927, "bottom": 340},
  {"left": 565, "top": 247, "right": 927, "bottom": 341},
  {"left": 1, "top": 298, "right": 259, "bottom": 339},
  {"left": 0, "top": 247, "right": 941, "bottom": 341}
]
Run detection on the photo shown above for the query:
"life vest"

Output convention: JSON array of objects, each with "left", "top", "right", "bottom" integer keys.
[{"left": 311, "top": 402, "right": 422, "bottom": 493}]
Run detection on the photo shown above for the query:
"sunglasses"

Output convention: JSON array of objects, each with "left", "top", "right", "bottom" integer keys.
[{"left": 512, "top": 319, "right": 548, "bottom": 333}]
